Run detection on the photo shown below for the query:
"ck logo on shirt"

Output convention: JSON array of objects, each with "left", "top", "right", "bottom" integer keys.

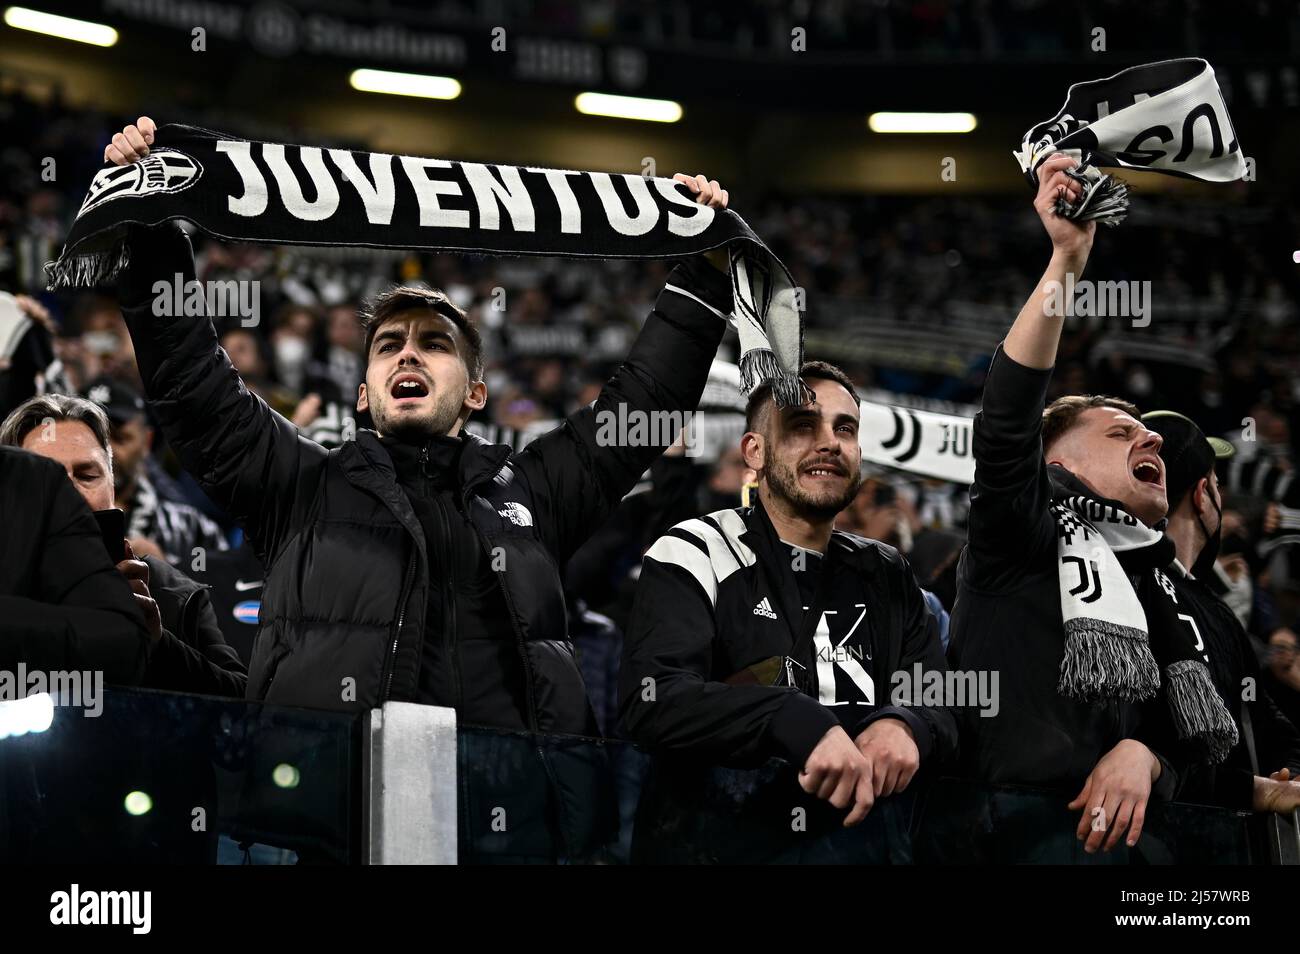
[{"left": 809, "top": 604, "right": 875, "bottom": 705}]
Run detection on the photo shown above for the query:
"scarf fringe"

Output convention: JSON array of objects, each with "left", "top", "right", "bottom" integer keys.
[
  {"left": 44, "top": 242, "right": 132, "bottom": 291},
  {"left": 739, "top": 349, "right": 811, "bottom": 408},
  {"left": 1054, "top": 164, "right": 1130, "bottom": 227},
  {"left": 1164, "top": 659, "right": 1239, "bottom": 764},
  {"left": 1058, "top": 619, "right": 1161, "bottom": 702}
]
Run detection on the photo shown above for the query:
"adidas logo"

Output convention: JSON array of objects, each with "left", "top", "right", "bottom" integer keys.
[{"left": 752, "top": 597, "right": 777, "bottom": 619}]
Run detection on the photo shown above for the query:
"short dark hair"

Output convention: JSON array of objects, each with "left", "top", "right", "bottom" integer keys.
[
  {"left": 360, "top": 286, "right": 484, "bottom": 381},
  {"left": 1041, "top": 394, "right": 1141, "bottom": 452},
  {"left": 0, "top": 393, "right": 114, "bottom": 461},
  {"left": 745, "top": 360, "right": 861, "bottom": 433}
]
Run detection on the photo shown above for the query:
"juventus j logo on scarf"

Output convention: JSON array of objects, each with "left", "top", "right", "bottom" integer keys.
[
  {"left": 1015, "top": 58, "right": 1245, "bottom": 227},
  {"left": 47, "top": 124, "right": 807, "bottom": 406},
  {"left": 1053, "top": 481, "right": 1238, "bottom": 763}
]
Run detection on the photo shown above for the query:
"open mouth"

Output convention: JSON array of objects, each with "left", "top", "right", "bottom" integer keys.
[
  {"left": 1132, "top": 459, "right": 1163, "bottom": 487},
  {"left": 390, "top": 374, "right": 430, "bottom": 401},
  {"left": 802, "top": 463, "right": 845, "bottom": 480}
]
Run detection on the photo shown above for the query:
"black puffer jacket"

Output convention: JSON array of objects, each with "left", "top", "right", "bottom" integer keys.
[{"left": 119, "top": 225, "right": 729, "bottom": 736}]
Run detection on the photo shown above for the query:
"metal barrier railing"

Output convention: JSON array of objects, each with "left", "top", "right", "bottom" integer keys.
[{"left": 0, "top": 688, "right": 1290, "bottom": 865}]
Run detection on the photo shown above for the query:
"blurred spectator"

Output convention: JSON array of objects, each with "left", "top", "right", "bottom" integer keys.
[
  {"left": 0, "top": 393, "right": 245, "bottom": 696},
  {"left": 82, "top": 376, "right": 229, "bottom": 565},
  {"left": 0, "top": 443, "right": 149, "bottom": 682},
  {"left": 1263, "top": 628, "right": 1300, "bottom": 732}
]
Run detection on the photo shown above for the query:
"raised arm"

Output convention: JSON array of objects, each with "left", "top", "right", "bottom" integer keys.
[
  {"left": 516, "top": 177, "right": 731, "bottom": 562},
  {"left": 107, "top": 119, "right": 326, "bottom": 563},
  {"left": 966, "top": 155, "right": 1097, "bottom": 584}
]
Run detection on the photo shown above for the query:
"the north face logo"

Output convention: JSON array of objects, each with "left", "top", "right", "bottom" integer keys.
[
  {"left": 78, "top": 149, "right": 203, "bottom": 218},
  {"left": 498, "top": 502, "right": 533, "bottom": 527},
  {"left": 753, "top": 597, "right": 777, "bottom": 619}
]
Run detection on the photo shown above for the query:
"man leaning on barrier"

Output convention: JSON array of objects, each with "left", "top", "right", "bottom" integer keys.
[{"left": 620, "top": 360, "right": 957, "bottom": 863}]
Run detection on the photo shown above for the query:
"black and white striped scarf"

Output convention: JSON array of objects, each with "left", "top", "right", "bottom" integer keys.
[
  {"left": 1016, "top": 58, "right": 1246, "bottom": 226},
  {"left": 1051, "top": 470, "right": 1238, "bottom": 762}
]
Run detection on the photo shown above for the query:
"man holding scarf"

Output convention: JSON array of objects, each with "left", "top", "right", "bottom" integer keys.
[
  {"left": 101, "top": 118, "right": 740, "bottom": 859},
  {"left": 948, "top": 153, "right": 1211, "bottom": 858}
]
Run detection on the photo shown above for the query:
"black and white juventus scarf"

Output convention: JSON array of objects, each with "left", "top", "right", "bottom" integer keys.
[
  {"left": 1016, "top": 58, "right": 1245, "bottom": 227},
  {"left": 1052, "top": 474, "right": 1237, "bottom": 762},
  {"left": 47, "top": 124, "right": 806, "bottom": 405}
]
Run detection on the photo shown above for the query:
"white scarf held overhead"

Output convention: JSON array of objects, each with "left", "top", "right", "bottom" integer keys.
[{"left": 1015, "top": 58, "right": 1246, "bottom": 226}]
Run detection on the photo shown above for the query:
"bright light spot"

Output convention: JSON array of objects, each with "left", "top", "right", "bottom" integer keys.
[
  {"left": 124, "top": 791, "right": 152, "bottom": 815},
  {"left": 868, "top": 112, "right": 978, "bottom": 134},
  {"left": 0, "top": 693, "right": 54, "bottom": 738},
  {"left": 1293, "top": 251, "right": 1300, "bottom": 264},
  {"left": 574, "top": 92, "right": 683, "bottom": 123},
  {"left": 272, "top": 763, "right": 300, "bottom": 789},
  {"left": 349, "top": 69, "right": 461, "bottom": 100},
  {"left": 3, "top": 7, "right": 118, "bottom": 46}
]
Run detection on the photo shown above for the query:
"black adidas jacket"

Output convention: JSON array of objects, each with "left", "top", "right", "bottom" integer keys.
[
  {"left": 948, "top": 345, "right": 1179, "bottom": 799},
  {"left": 118, "top": 224, "right": 729, "bottom": 740},
  {"left": 620, "top": 498, "right": 958, "bottom": 768}
]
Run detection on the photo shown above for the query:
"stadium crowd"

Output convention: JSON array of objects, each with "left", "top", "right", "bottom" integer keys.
[{"left": 3, "top": 90, "right": 1300, "bottom": 862}]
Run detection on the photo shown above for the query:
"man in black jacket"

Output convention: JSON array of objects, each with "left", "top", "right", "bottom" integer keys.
[
  {"left": 621, "top": 361, "right": 956, "bottom": 861},
  {"left": 1141, "top": 409, "right": 1300, "bottom": 814},
  {"left": 0, "top": 393, "right": 246, "bottom": 697},
  {"left": 105, "top": 119, "right": 731, "bottom": 740},
  {"left": 948, "top": 154, "right": 1184, "bottom": 857},
  {"left": 0, "top": 444, "right": 150, "bottom": 683}
]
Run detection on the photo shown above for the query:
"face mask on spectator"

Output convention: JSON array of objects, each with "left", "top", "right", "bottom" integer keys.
[
  {"left": 1191, "top": 484, "right": 1224, "bottom": 581},
  {"left": 275, "top": 336, "right": 309, "bottom": 372}
]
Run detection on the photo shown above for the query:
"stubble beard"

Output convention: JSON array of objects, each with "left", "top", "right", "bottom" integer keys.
[{"left": 763, "top": 447, "right": 861, "bottom": 521}]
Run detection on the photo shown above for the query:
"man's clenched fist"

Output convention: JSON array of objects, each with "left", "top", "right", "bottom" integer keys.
[
  {"left": 800, "top": 724, "right": 875, "bottom": 827},
  {"left": 855, "top": 717, "right": 921, "bottom": 797}
]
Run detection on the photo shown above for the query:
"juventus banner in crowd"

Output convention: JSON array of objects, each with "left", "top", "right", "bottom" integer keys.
[
  {"left": 1015, "top": 58, "right": 1245, "bottom": 225},
  {"left": 48, "top": 125, "right": 805, "bottom": 404},
  {"left": 859, "top": 400, "right": 974, "bottom": 484}
]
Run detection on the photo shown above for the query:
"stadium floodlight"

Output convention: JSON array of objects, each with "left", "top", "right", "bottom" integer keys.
[
  {"left": 868, "top": 112, "right": 977, "bottom": 134},
  {"left": 3, "top": 6, "right": 118, "bottom": 46},
  {"left": 574, "top": 92, "right": 683, "bottom": 123},
  {"left": 349, "top": 69, "right": 462, "bottom": 100}
]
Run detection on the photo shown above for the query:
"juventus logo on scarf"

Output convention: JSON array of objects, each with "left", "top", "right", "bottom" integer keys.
[
  {"left": 1053, "top": 481, "right": 1238, "bottom": 763},
  {"left": 1015, "top": 58, "right": 1245, "bottom": 227},
  {"left": 47, "top": 124, "right": 807, "bottom": 405}
]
